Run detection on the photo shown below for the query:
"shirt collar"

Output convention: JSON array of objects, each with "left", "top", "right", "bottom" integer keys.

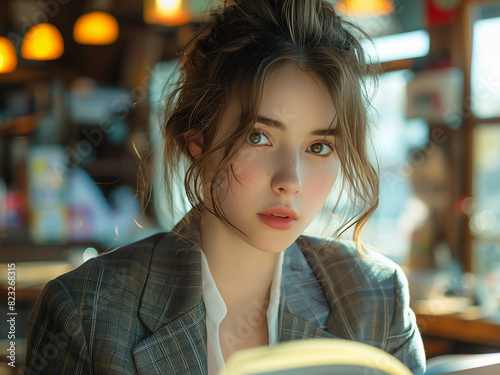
[
  {"left": 200, "top": 249, "right": 284, "bottom": 374},
  {"left": 201, "top": 251, "right": 284, "bottom": 318},
  {"left": 200, "top": 250, "right": 284, "bottom": 323},
  {"left": 200, "top": 250, "right": 227, "bottom": 329}
]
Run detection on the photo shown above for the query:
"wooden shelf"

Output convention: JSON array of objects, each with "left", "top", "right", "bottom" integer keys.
[
  {"left": 416, "top": 313, "right": 500, "bottom": 347},
  {"left": 0, "top": 115, "right": 37, "bottom": 136},
  {"left": 0, "top": 67, "right": 77, "bottom": 85},
  {"left": 0, "top": 229, "right": 99, "bottom": 262},
  {"left": 380, "top": 58, "right": 415, "bottom": 73}
]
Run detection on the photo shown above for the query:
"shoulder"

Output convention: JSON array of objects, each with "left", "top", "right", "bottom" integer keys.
[
  {"left": 28, "top": 233, "right": 171, "bottom": 342},
  {"left": 296, "top": 233, "right": 402, "bottom": 288},
  {"left": 26, "top": 233, "right": 173, "bottom": 371},
  {"left": 295, "top": 234, "right": 424, "bottom": 372},
  {"left": 295, "top": 233, "right": 410, "bottom": 342},
  {"left": 51, "top": 232, "right": 169, "bottom": 300}
]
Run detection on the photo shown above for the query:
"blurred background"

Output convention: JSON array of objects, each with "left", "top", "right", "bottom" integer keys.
[{"left": 1, "top": 0, "right": 500, "bottom": 372}]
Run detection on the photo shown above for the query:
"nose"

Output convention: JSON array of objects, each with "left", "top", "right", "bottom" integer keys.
[{"left": 271, "top": 152, "right": 302, "bottom": 195}]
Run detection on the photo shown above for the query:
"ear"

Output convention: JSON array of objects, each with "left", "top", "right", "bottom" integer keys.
[{"left": 186, "top": 130, "right": 204, "bottom": 160}]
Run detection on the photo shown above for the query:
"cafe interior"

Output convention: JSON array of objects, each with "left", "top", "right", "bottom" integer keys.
[{"left": 1, "top": 0, "right": 500, "bottom": 373}]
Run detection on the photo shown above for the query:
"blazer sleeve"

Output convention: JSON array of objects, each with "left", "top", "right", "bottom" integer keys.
[
  {"left": 24, "top": 278, "right": 92, "bottom": 375},
  {"left": 385, "top": 265, "right": 426, "bottom": 375}
]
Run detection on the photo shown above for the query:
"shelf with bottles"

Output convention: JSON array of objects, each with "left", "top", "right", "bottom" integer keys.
[
  {"left": 0, "top": 75, "right": 158, "bottom": 255},
  {"left": 0, "top": 141, "right": 157, "bottom": 257}
]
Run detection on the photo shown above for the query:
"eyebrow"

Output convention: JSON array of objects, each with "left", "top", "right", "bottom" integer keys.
[{"left": 256, "top": 115, "right": 337, "bottom": 136}]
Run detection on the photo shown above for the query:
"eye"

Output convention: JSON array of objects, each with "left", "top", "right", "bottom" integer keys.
[
  {"left": 247, "top": 129, "right": 271, "bottom": 146},
  {"left": 308, "top": 141, "right": 335, "bottom": 158},
  {"left": 247, "top": 128, "right": 335, "bottom": 158}
]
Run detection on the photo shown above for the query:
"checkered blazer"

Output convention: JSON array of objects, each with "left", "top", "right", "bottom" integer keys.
[{"left": 24, "top": 207, "right": 425, "bottom": 374}]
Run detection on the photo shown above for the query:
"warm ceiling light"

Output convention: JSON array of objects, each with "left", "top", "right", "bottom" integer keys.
[
  {"left": 73, "top": 11, "right": 119, "bottom": 45},
  {"left": 21, "top": 23, "right": 64, "bottom": 60},
  {"left": 337, "top": 0, "right": 394, "bottom": 17},
  {"left": 143, "top": 0, "right": 190, "bottom": 26},
  {"left": 0, "top": 37, "right": 17, "bottom": 73}
]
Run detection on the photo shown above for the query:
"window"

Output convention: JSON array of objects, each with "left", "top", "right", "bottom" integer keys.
[
  {"left": 471, "top": 14, "right": 500, "bottom": 118},
  {"left": 467, "top": 1, "right": 500, "bottom": 291}
]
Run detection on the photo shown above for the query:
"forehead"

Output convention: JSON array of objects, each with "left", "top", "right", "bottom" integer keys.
[{"left": 259, "top": 64, "right": 337, "bottom": 129}]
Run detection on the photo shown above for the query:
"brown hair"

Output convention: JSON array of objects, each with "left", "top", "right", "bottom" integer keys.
[{"left": 161, "top": 0, "right": 379, "bottom": 252}]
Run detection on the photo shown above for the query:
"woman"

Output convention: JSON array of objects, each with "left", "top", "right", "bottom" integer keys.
[{"left": 25, "top": 1, "right": 426, "bottom": 374}]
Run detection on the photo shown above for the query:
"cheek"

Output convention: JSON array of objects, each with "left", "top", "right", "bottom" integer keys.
[
  {"left": 228, "top": 159, "right": 268, "bottom": 193},
  {"left": 304, "top": 161, "right": 339, "bottom": 201},
  {"left": 306, "top": 174, "right": 334, "bottom": 198}
]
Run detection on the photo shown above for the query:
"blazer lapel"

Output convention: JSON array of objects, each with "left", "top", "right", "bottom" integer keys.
[
  {"left": 279, "top": 310, "right": 339, "bottom": 341},
  {"left": 132, "top": 207, "right": 208, "bottom": 375},
  {"left": 278, "top": 240, "right": 341, "bottom": 342},
  {"left": 131, "top": 206, "right": 341, "bottom": 374}
]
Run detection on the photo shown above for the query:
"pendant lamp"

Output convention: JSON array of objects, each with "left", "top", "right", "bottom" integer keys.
[
  {"left": 73, "top": 11, "right": 119, "bottom": 45},
  {"left": 143, "top": 0, "right": 190, "bottom": 26},
  {"left": 0, "top": 36, "right": 17, "bottom": 73},
  {"left": 337, "top": 0, "right": 394, "bottom": 17},
  {"left": 21, "top": 23, "right": 64, "bottom": 60}
]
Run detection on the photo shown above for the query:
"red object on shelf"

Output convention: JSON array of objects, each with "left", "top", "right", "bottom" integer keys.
[
  {"left": 6, "top": 190, "right": 26, "bottom": 229},
  {"left": 426, "top": 0, "right": 458, "bottom": 27}
]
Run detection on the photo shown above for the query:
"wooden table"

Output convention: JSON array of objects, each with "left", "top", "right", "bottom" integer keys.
[
  {"left": 415, "top": 311, "right": 500, "bottom": 358},
  {"left": 416, "top": 313, "right": 500, "bottom": 347}
]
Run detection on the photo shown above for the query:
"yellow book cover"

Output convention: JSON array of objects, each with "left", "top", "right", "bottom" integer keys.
[{"left": 219, "top": 338, "right": 413, "bottom": 375}]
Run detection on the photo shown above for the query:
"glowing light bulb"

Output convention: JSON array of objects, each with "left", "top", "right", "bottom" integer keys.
[
  {"left": 337, "top": 0, "right": 394, "bottom": 17},
  {"left": 0, "top": 37, "right": 17, "bottom": 73},
  {"left": 73, "top": 11, "right": 119, "bottom": 45},
  {"left": 21, "top": 23, "right": 64, "bottom": 60},
  {"left": 144, "top": 0, "right": 190, "bottom": 26}
]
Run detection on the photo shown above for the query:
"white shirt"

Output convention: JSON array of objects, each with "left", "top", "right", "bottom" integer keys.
[{"left": 200, "top": 250, "right": 284, "bottom": 375}]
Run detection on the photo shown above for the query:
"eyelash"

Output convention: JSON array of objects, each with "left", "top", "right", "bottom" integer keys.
[{"left": 248, "top": 128, "right": 335, "bottom": 158}]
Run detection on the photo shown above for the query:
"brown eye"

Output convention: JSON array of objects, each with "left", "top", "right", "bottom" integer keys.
[
  {"left": 311, "top": 144, "right": 323, "bottom": 153},
  {"left": 249, "top": 133, "right": 261, "bottom": 144},
  {"left": 308, "top": 141, "right": 335, "bottom": 157},
  {"left": 248, "top": 130, "right": 270, "bottom": 145}
]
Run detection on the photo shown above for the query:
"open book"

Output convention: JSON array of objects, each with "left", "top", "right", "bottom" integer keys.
[{"left": 218, "top": 338, "right": 413, "bottom": 375}]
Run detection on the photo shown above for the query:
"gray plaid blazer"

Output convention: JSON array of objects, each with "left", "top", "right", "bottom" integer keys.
[{"left": 25, "top": 207, "right": 425, "bottom": 374}]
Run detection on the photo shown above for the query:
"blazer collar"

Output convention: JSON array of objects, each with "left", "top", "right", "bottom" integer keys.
[
  {"left": 137, "top": 206, "right": 205, "bottom": 332},
  {"left": 278, "top": 237, "right": 340, "bottom": 342},
  {"left": 132, "top": 206, "right": 338, "bottom": 374},
  {"left": 133, "top": 206, "right": 207, "bottom": 374}
]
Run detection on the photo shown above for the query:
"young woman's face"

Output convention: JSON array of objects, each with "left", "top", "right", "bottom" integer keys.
[{"left": 205, "top": 64, "right": 339, "bottom": 253}]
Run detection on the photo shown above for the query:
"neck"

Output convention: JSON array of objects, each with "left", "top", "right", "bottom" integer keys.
[{"left": 199, "top": 210, "right": 279, "bottom": 314}]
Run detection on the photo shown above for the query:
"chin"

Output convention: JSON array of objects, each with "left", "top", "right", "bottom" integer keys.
[{"left": 249, "top": 234, "right": 300, "bottom": 254}]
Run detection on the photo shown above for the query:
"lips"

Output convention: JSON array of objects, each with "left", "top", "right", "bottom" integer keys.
[
  {"left": 258, "top": 206, "right": 298, "bottom": 220},
  {"left": 257, "top": 207, "right": 298, "bottom": 230}
]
